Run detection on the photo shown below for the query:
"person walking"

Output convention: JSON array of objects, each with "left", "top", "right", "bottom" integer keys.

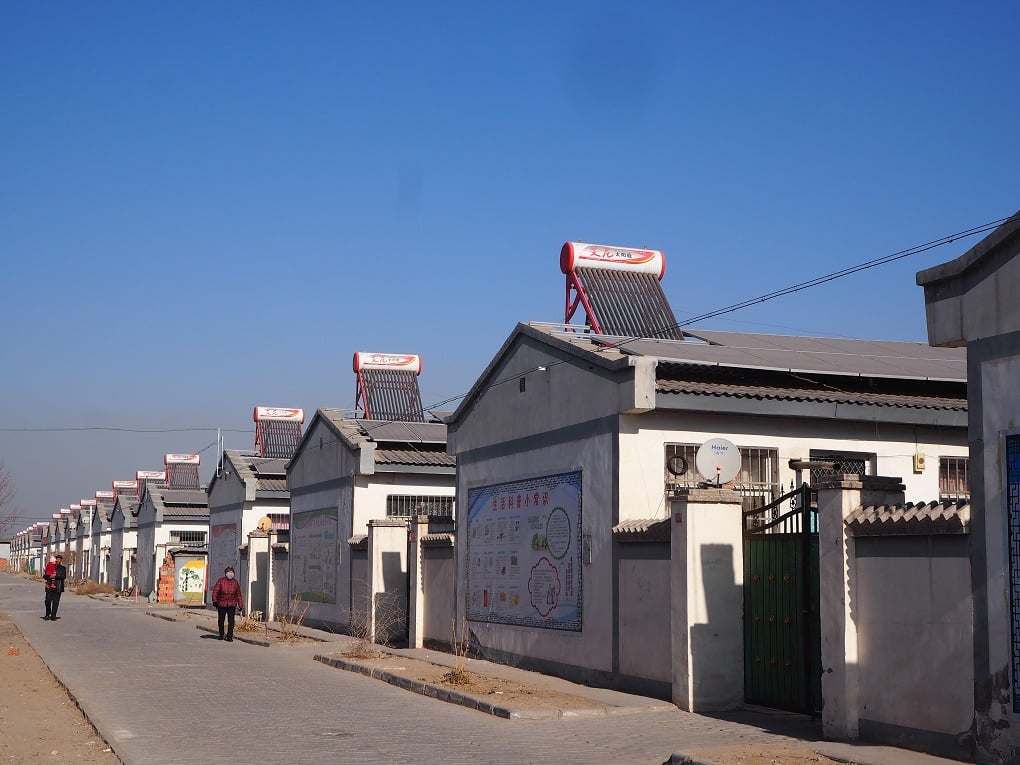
[
  {"left": 43, "top": 554, "right": 67, "bottom": 620},
  {"left": 211, "top": 566, "right": 244, "bottom": 642}
]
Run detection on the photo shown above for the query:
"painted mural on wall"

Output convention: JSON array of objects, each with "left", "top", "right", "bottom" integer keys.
[
  {"left": 210, "top": 523, "right": 237, "bottom": 581},
  {"left": 291, "top": 507, "right": 337, "bottom": 603},
  {"left": 174, "top": 555, "right": 207, "bottom": 605},
  {"left": 466, "top": 470, "right": 582, "bottom": 631}
]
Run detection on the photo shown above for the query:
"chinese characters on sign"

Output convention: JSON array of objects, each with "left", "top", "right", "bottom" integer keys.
[{"left": 466, "top": 470, "right": 582, "bottom": 631}]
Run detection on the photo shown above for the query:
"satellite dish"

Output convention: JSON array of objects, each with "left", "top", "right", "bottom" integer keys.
[
  {"left": 256, "top": 516, "right": 273, "bottom": 532},
  {"left": 695, "top": 438, "right": 741, "bottom": 486}
]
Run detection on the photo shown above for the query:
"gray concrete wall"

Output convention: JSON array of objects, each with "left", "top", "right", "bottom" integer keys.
[
  {"left": 449, "top": 335, "right": 629, "bottom": 679},
  {"left": 287, "top": 416, "right": 358, "bottom": 628},
  {"left": 422, "top": 544, "right": 456, "bottom": 646},
  {"left": 973, "top": 339, "right": 1020, "bottom": 762},
  {"left": 855, "top": 535, "right": 973, "bottom": 753},
  {"left": 617, "top": 551, "right": 670, "bottom": 685}
]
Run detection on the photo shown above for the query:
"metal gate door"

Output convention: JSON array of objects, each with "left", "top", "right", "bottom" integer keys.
[{"left": 743, "top": 483, "right": 821, "bottom": 715}]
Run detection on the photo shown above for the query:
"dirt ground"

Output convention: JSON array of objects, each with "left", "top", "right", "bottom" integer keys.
[
  {"left": 0, "top": 613, "right": 121, "bottom": 763},
  {"left": 679, "top": 745, "right": 853, "bottom": 764},
  {"left": 338, "top": 650, "right": 603, "bottom": 711}
]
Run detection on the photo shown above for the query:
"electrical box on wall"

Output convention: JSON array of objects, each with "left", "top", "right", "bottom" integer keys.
[{"left": 913, "top": 452, "right": 926, "bottom": 473}]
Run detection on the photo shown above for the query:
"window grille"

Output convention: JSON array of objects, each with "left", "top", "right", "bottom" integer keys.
[
  {"left": 808, "top": 451, "right": 872, "bottom": 483},
  {"left": 939, "top": 457, "right": 970, "bottom": 502},
  {"left": 170, "top": 530, "right": 207, "bottom": 546},
  {"left": 665, "top": 443, "right": 780, "bottom": 512},
  {"left": 386, "top": 495, "right": 455, "bottom": 519}
]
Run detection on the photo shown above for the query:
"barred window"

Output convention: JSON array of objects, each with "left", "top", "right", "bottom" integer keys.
[
  {"left": 939, "top": 457, "right": 970, "bottom": 502},
  {"left": 665, "top": 443, "right": 779, "bottom": 512},
  {"left": 170, "top": 530, "right": 207, "bottom": 546},
  {"left": 386, "top": 495, "right": 455, "bottom": 518},
  {"left": 808, "top": 451, "right": 873, "bottom": 483}
]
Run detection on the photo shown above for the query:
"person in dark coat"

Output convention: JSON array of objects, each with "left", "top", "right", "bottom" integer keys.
[
  {"left": 211, "top": 566, "right": 244, "bottom": 642},
  {"left": 43, "top": 554, "right": 67, "bottom": 620}
]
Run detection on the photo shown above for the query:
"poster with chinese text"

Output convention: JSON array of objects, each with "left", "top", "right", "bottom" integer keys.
[{"left": 466, "top": 470, "right": 582, "bottom": 631}]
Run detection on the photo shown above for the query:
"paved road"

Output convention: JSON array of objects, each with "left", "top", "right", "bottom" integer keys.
[{"left": 0, "top": 575, "right": 958, "bottom": 765}]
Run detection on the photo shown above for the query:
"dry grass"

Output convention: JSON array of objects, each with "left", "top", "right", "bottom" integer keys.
[
  {"left": 235, "top": 611, "right": 264, "bottom": 633},
  {"left": 74, "top": 581, "right": 116, "bottom": 596}
]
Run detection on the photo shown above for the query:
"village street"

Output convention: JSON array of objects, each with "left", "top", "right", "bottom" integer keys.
[{"left": 0, "top": 574, "right": 964, "bottom": 765}]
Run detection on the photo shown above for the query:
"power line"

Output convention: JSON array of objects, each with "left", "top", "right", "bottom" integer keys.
[{"left": 5, "top": 213, "right": 1009, "bottom": 522}]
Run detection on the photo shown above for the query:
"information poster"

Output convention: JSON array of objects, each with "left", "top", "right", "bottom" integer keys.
[
  {"left": 466, "top": 470, "right": 582, "bottom": 631},
  {"left": 291, "top": 508, "right": 337, "bottom": 603}
]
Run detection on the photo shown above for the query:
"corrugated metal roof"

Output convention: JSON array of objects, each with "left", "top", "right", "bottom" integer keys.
[
  {"left": 163, "top": 505, "right": 210, "bottom": 518},
  {"left": 375, "top": 449, "right": 456, "bottom": 467},
  {"left": 360, "top": 420, "right": 448, "bottom": 444},
  {"left": 252, "top": 458, "right": 288, "bottom": 477},
  {"left": 256, "top": 477, "right": 288, "bottom": 492},
  {"left": 845, "top": 501, "right": 969, "bottom": 536},
  {"left": 656, "top": 363, "right": 966, "bottom": 411},
  {"left": 219, "top": 451, "right": 291, "bottom": 497},
  {"left": 620, "top": 330, "right": 965, "bottom": 381},
  {"left": 163, "top": 489, "right": 209, "bottom": 505}
]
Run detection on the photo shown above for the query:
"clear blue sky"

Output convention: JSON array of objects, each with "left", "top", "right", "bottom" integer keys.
[{"left": 2, "top": 1, "right": 1018, "bottom": 528}]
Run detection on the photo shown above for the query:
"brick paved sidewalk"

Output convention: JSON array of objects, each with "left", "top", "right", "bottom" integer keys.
[{"left": 1, "top": 574, "right": 964, "bottom": 765}]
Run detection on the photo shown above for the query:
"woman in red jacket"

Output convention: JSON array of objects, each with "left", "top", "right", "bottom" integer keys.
[{"left": 211, "top": 566, "right": 244, "bottom": 642}]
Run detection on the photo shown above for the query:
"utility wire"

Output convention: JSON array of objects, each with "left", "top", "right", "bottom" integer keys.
[{"left": 7, "top": 213, "right": 1009, "bottom": 523}]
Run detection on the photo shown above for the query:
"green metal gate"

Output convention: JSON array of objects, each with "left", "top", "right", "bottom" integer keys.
[{"left": 743, "top": 483, "right": 821, "bottom": 715}]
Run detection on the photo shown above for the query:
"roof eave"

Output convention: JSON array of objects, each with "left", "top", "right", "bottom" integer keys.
[{"left": 654, "top": 391, "right": 967, "bottom": 428}]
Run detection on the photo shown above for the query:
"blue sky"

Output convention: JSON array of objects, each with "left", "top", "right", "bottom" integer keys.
[{"left": 2, "top": 2, "right": 1018, "bottom": 527}]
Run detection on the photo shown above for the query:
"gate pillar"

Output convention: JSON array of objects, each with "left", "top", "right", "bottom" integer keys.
[
  {"left": 816, "top": 475, "right": 905, "bottom": 741},
  {"left": 670, "top": 487, "right": 745, "bottom": 712}
]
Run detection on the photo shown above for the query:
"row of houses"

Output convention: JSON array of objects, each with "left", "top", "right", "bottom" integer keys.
[{"left": 10, "top": 220, "right": 1020, "bottom": 763}]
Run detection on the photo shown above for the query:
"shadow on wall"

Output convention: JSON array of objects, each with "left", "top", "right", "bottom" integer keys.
[
  {"left": 691, "top": 543, "right": 743, "bottom": 712},
  {"left": 375, "top": 550, "right": 408, "bottom": 646}
]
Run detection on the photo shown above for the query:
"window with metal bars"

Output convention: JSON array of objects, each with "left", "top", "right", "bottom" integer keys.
[
  {"left": 664, "top": 443, "right": 780, "bottom": 512},
  {"left": 170, "top": 530, "right": 207, "bottom": 546},
  {"left": 808, "top": 451, "right": 873, "bottom": 483},
  {"left": 386, "top": 495, "right": 455, "bottom": 519},
  {"left": 939, "top": 457, "right": 970, "bottom": 502}
]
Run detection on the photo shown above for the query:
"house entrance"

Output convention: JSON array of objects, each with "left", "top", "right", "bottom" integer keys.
[{"left": 742, "top": 483, "right": 821, "bottom": 715}]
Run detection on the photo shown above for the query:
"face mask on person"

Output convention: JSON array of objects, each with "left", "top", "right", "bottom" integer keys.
[{"left": 226, "top": 572, "right": 235, "bottom": 579}]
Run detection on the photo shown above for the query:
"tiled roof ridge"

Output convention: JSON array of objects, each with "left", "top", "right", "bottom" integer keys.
[
  {"left": 612, "top": 517, "right": 671, "bottom": 542},
  {"left": 421, "top": 532, "right": 455, "bottom": 548},
  {"left": 845, "top": 499, "right": 969, "bottom": 536}
]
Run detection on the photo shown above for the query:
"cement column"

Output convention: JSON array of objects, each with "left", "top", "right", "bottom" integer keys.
[
  {"left": 407, "top": 514, "right": 428, "bottom": 648},
  {"left": 816, "top": 475, "right": 905, "bottom": 741},
  {"left": 247, "top": 531, "right": 270, "bottom": 618},
  {"left": 671, "top": 487, "right": 745, "bottom": 712}
]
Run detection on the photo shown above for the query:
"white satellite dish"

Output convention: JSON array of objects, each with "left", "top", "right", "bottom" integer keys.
[{"left": 695, "top": 438, "right": 741, "bottom": 486}]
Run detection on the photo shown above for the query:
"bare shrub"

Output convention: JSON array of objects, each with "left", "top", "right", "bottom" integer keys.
[
  {"left": 275, "top": 595, "right": 309, "bottom": 642},
  {"left": 341, "top": 583, "right": 405, "bottom": 659},
  {"left": 442, "top": 619, "right": 473, "bottom": 685}
]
